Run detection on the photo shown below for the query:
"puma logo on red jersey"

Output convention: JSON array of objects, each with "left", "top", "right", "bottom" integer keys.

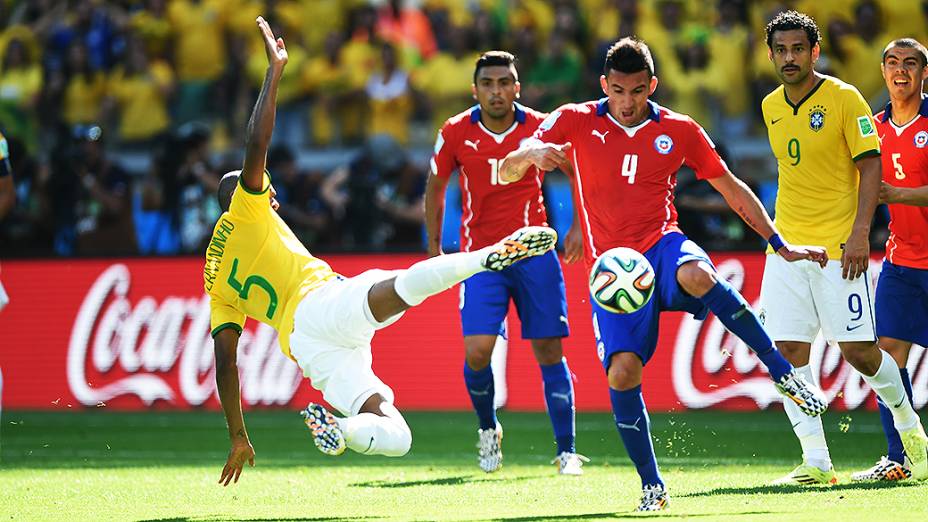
[
  {"left": 592, "top": 129, "right": 609, "bottom": 144},
  {"left": 464, "top": 139, "right": 480, "bottom": 151}
]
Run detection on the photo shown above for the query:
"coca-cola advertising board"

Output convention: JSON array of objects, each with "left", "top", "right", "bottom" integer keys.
[{"left": 0, "top": 254, "right": 924, "bottom": 412}]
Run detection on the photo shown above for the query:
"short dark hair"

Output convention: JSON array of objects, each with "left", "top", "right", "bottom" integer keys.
[
  {"left": 883, "top": 37, "right": 928, "bottom": 68},
  {"left": 473, "top": 51, "right": 518, "bottom": 83},
  {"left": 603, "top": 37, "right": 654, "bottom": 77},
  {"left": 217, "top": 171, "right": 240, "bottom": 213},
  {"left": 765, "top": 10, "right": 820, "bottom": 49}
]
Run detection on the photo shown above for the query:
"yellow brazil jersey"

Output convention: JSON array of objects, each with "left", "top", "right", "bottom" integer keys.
[
  {"left": 205, "top": 172, "right": 338, "bottom": 359},
  {"left": 761, "top": 75, "right": 881, "bottom": 258}
]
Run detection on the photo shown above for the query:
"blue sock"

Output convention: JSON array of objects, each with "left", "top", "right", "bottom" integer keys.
[
  {"left": 879, "top": 367, "right": 915, "bottom": 463},
  {"left": 610, "top": 386, "right": 662, "bottom": 487},
  {"left": 541, "top": 358, "right": 576, "bottom": 454},
  {"left": 464, "top": 363, "right": 497, "bottom": 430},
  {"left": 700, "top": 279, "right": 792, "bottom": 381}
]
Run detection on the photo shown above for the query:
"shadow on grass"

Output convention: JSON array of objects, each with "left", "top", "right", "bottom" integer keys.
[
  {"left": 680, "top": 480, "right": 918, "bottom": 498},
  {"left": 454, "top": 511, "right": 776, "bottom": 521},
  {"left": 138, "top": 516, "right": 380, "bottom": 522},
  {"left": 351, "top": 473, "right": 542, "bottom": 488}
]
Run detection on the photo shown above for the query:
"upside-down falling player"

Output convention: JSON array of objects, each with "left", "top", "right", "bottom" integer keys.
[
  {"left": 501, "top": 37, "right": 829, "bottom": 511},
  {"left": 210, "top": 17, "right": 558, "bottom": 486}
]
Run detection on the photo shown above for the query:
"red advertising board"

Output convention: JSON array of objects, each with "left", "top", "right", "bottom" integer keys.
[{"left": 0, "top": 254, "right": 924, "bottom": 412}]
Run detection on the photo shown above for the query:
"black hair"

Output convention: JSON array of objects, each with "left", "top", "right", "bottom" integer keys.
[
  {"left": 473, "top": 51, "right": 518, "bottom": 83},
  {"left": 217, "top": 171, "right": 239, "bottom": 213},
  {"left": 883, "top": 37, "right": 928, "bottom": 68},
  {"left": 603, "top": 37, "right": 654, "bottom": 77},
  {"left": 765, "top": 10, "right": 820, "bottom": 49}
]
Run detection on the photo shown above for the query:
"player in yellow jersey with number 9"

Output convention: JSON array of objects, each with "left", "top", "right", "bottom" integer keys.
[{"left": 759, "top": 10, "right": 928, "bottom": 486}]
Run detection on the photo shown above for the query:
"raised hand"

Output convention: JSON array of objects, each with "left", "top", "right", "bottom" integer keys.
[{"left": 257, "top": 16, "right": 287, "bottom": 70}]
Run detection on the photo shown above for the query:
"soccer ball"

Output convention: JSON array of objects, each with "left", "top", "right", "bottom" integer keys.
[{"left": 589, "top": 247, "right": 655, "bottom": 314}]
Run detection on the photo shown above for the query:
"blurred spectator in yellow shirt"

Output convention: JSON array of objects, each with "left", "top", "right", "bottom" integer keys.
[
  {"left": 412, "top": 25, "right": 479, "bottom": 133},
  {"left": 62, "top": 42, "right": 106, "bottom": 127},
  {"left": 708, "top": 0, "right": 751, "bottom": 139},
  {"left": 167, "top": 0, "right": 229, "bottom": 123},
  {"left": 0, "top": 36, "right": 41, "bottom": 151},
  {"left": 130, "top": 0, "right": 172, "bottom": 59},
  {"left": 106, "top": 37, "right": 174, "bottom": 146},
  {"left": 831, "top": 0, "right": 891, "bottom": 104},
  {"left": 664, "top": 29, "right": 715, "bottom": 131},
  {"left": 303, "top": 31, "right": 364, "bottom": 145},
  {"left": 366, "top": 42, "right": 414, "bottom": 145}
]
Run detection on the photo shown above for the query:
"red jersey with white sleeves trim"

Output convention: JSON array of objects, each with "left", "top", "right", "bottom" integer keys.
[
  {"left": 875, "top": 98, "right": 928, "bottom": 269},
  {"left": 430, "top": 103, "right": 548, "bottom": 251},
  {"left": 533, "top": 99, "right": 728, "bottom": 265}
]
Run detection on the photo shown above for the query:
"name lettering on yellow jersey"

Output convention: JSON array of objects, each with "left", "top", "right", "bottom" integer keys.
[{"left": 204, "top": 218, "right": 235, "bottom": 291}]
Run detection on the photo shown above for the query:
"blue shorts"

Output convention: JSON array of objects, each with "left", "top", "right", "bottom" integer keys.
[
  {"left": 875, "top": 261, "right": 928, "bottom": 346},
  {"left": 460, "top": 250, "right": 569, "bottom": 339},
  {"left": 593, "top": 232, "right": 712, "bottom": 369}
]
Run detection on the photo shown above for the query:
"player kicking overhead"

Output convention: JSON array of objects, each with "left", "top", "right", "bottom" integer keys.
[
  {"left": 211, "top": 18, "right": 558, "bottom": 487},
  {"left": 852, "top": 38, "right": 928, "bottom": 482},
  {"left": 425, "top": 51, "right": 583, "bottom": 475},
  {"left": 760, "top": 11, "right": 928, "bottom": 486},
  {"left": 500, "top": 37, "right": 829, "bottom": 511}
]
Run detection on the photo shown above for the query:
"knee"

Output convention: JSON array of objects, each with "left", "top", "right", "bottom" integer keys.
[
  {"left": 841, "top": 342, "right": 881, "bottom": 375},
  {"left": 879, "top": 338, "right": 911, "bottom": 367},
  {"left": 384, "top": 424, "right": 412, "bottom": 457},
  {"left": 676, "top": 261, "right": 717, "bottom": 298},
  {"left": 606, "top": 354, "right": 642, "bottom": 391},
  {"left": 532, "top": 338, "right": 564, "bottom": 366},
  {"left": 777, "top": 342, "right": 809, "bottom": 365},
  {"left": 464, "top": 337, "right": 495, "bottom": 370}
]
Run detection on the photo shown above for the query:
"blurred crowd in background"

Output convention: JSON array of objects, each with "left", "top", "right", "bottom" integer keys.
[{"left": 1, "top": 0, "right": 923, "bottom": 257}]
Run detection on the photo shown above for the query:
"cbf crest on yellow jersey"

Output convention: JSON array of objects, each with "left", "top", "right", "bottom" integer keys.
[
  {"left": 762, "top": 75, "right": 881, "bottom": 258},
  {"left": 205, "top": 172, "right": 337, "bottom": 359}
]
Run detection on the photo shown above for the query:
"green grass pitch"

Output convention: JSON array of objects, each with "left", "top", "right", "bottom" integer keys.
[{"left": 2, "top": 409, "right": 926, "bottom": 521}]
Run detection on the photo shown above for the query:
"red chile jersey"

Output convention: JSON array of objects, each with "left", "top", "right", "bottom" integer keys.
[
  {"left": 431, "top": 103, "right": 548, "bottom": 251},
  {"left": 874, "top": 97, "right": 928, "bottom": 269},
  {"left": 532, "top": 99, "right": 728, "bottom": 265}
]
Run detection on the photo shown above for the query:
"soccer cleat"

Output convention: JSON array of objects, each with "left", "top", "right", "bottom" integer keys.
[
  {"left": 482, "top": 226, "right": 557, "bottom": 271},
  {"left": 477, "top": 423, "right": 503, "bottom": 472},
  {"left": 301, "top": 403, "right": 346, "bottom": 456},
  {"left": 774, "top": 370, "right": 828, "bottom": 417},
  {"left": 851, "top": 456, "right": 911, "bottom": 481},
  {"left": 771, "top": 463, "right": 838, "bottom": 486},
  {"left": 636, "top": 483, "right": 669, "bottom": 512},
  {"left": 551, "top": 452, "right": 589, "bottom": 476},
  {"left": 899, "top": 422, "right": 928, "bottom": 480}
]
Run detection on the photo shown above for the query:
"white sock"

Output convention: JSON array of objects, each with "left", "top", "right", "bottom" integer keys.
[
  {"left": 338, "top": 402, "right": 412, "bottom": 457},
  {"left": 393, "top": 250, "right": 488, "bottom": 306},
  {"left": 863, "top": 350, "right": 920, "bottom": 432},
  {"left": 783, "top": 365, "right": 831, "bottom": 470}
]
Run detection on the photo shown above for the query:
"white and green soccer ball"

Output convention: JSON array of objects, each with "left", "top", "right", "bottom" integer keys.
[{"left": 589, "top": 247, "right": 655, "bottom": 314}]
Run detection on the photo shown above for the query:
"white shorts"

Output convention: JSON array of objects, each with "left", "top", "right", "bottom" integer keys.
[
  {"left": 759, "top": 256, "right": 876, "bottom": 344},
  {"left": 289, "top": 269, "right": 405, "bottom": 416}
]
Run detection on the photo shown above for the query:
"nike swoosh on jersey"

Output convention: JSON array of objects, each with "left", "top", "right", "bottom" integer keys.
[{"left": 771, "top": 118, "right": 783, "bottom": 124}]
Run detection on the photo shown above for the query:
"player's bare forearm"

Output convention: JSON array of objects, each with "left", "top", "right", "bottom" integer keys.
[
  {"left": 882, "top": 183, "right": 928, "bottom": 206},
  {"left": 241, "top": 68, "right": 282, "bottom": 191},
  {"left": 214, "top": 329, "right": 248, "bottom": 442},
  {"left": 499, "top": 147, "right": 535, "bottom": 183},
  {"left": 242, "top": 17, "right": 288, "bottom": 192},
  {"left": 851, "top": 156, "right": 882, "bottom": 236},
  {"left": 708, "top": 172, "right": 776, "bottom": 239},
  {"left": 424, "top": 173, "right": 449, "bottom": 256}
]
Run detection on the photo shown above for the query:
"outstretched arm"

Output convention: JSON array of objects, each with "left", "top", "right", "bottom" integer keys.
[
  {"left": 499, "top": 141, "right": 572, "bottom": 183},
  {"left": 881, "top": 181, "right": 928, "bottom": 206},
  {"left": 214, "top": 328, "right": 255, "bottom": 486},
  {"left": 241, "top": 16, "right": 288, "bottom": 192},
  {"left": 708, "top": 171, "right": 827, "bottom": 266}
]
